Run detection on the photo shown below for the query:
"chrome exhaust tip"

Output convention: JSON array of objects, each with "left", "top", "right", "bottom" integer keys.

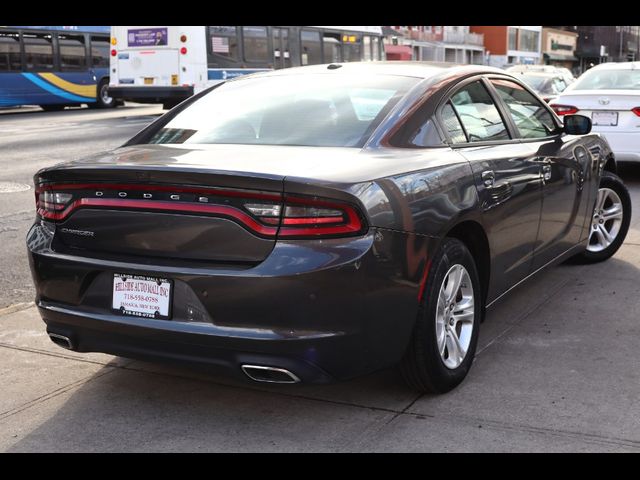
[
  {"left": 48, "top": 333, "right": 74, "bottom": 350},
  {"left": 241, "top": 364, "right": 301, "bottom": 384}
]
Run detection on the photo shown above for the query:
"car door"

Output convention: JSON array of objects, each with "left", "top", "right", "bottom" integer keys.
[
  {"left": 488, "top": 77, "right": 587, "bottom": 270},
  {"left": 440, "top": 78, "right": 543, "bottom": 301}
]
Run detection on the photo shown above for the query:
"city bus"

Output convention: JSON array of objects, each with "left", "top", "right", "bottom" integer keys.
[
  {"left": 108, "top": 26, "right": 385, "bottom": 108},
  {"left": 0, "top": 26, "right": 116, "bottom": 110}
]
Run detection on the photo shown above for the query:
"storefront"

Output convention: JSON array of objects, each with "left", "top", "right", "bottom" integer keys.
[{"left": 542, "top": 27, "right": 578, "bottom": 69}]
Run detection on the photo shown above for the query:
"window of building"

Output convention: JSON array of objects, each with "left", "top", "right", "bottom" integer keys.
[
  {"left": 58, "top": 34, "right": 86, "bottom": 71},
  {"left": 518, "top": 29, "right": 540, "bottom": 52},
  {"left": 491, "top": 78, "right": 557, "bottom": 138},
  {"left": 363, "top": 35, "right": 372, "bottom": 61},
  {"left": 209, "top": 26, "right": 239, "bottom": 60},
  {"left": 449, "top": 81, "right": 510, "bottom": 142},
  {"left": 90, "top": 36, "right": 109, "bottom": 68},
  {"left": 323, "top": 33, "right": 342, "bottom": 63},
  {"left": 300, "top": 29, "right": 322, "bottom": 65},
  {"left": 372, "top": 37, "right": 380, "bottom": 60},
  {"left": 0, "top": 31, "right": 21, "bottom": 71},
  {"left": 23, "top": 32, "right": 54, "bottom": 70},
  {"left": 508, "top": 27, "right": 518, "bottom": 51},
  {"left": 342, "top": 35, "right": 361, "bottom": 62},
  {"left": 242, "top": 26, "right": 268, "bottom": 63}
]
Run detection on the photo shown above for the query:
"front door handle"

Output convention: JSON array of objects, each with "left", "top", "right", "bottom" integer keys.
[
  {"left": 481, "top": 170, "right": 495, "bottom": 187},
  {"left": 542, "top": 165, "right": 552, "bottom": 182}
]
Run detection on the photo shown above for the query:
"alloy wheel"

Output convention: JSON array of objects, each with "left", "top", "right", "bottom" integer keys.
[{"left": 588, "top": 187, "right": 623, "bottom": 253}]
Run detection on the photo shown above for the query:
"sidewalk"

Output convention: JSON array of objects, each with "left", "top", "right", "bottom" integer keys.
[{"left": 2, "top": 241, "right": 640, "bottom": 452}]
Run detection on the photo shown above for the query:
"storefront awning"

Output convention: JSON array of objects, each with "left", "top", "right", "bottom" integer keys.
[
  {"left": 384, "top": 44, "right": 412, "bottom": 60},
  {"left": 544, "top": 53, "right": 578, "bottom": 61}
]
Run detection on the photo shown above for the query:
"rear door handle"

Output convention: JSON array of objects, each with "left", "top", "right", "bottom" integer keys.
[{"left": 481, "top": 170, "right": 495, "bottom": 187}]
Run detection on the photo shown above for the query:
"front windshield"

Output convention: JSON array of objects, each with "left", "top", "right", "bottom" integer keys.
[
  {"left": 147, "top": 73, "right": 419, "bottom": 148},
  {"left": 519, "top": 75, "right": 551, "bottom": 93},
  {"left": 571, "top": 68, "right": 640, "bottom": 90}
]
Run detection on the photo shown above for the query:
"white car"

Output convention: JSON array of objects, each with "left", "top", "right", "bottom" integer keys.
[
  {"left": 550, "top": 61, "right": 640, "bottom": 162},
  {"left": 506, "top": 64, "right": 575, "bottom": 85}
]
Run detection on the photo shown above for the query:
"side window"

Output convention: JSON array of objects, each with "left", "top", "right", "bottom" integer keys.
[
  {"left": 300, "top": 29, "right": 322, "bottom": 66},
  {"left": 490, "top": 78, "right": 558, "bottom": 139},
  {"left": 58, "top": 34, "right": 86, "bottom": 71},
  {"left": 441, "top": 102, "right": 467, "bottom": 143},
  {"left": 90, "top": 36, "right": 109, "bottom": 68},
  {"left": 209, "top": 26, "right": 239, "bottom": 61},
  {"left": 242, "top": 26, "right": 268, "bottom": 63},
  {"left": 450, "top": 81, "right": 510, "bottom": 142},
  {"left": 23, "top": 32, "right": 54, "bottom": 70},
  {"left": 0, "top": 31, "right": 21, "bottom": 71}
]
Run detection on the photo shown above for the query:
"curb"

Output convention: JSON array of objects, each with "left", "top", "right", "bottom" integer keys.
[{"left": 0, "top": 302, "right": 34, "bottom": 317}]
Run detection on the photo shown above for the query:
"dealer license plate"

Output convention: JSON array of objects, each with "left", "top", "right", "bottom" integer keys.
[
  {"left": 592, "top": 111, "right": 618, "bottom": 126},
  {"left": 112, "top": 273, "right": 172, "bottom": 319}
]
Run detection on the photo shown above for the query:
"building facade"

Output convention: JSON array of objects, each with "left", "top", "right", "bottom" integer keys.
[
  {"left": 470, "top": 26, "right": 542, "bottom": 67},
  {"left": 384, "top": 26, "right": 484, "bottom": 64},
  {"left": 541, "top": 27, "right": 578, "bottom": 70}
]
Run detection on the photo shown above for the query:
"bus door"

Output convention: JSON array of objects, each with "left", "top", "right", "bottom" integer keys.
[{"left": 271, "top": 27, "right": 290, "bottom": 69}]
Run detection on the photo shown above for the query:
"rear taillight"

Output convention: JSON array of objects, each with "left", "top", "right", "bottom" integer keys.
[
  {"left": 35, "top": 183, "right": 366, "bottom": 239},
  {"left": 241, "top": 196, "right": 364, "bottom": 237},
  {"left": 36, "top": 187, "right": 74, "bottom": 220},
  {"left": 550, "top": 104, "right": 578, "bottom": 116},
  {"left": 632, "top": 107, "right": 640, "bottom": 117}
]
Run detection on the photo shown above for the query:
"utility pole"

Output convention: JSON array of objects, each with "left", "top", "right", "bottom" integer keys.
[{"left": 619, "top": 26, "right": 624, "bottom": 61}]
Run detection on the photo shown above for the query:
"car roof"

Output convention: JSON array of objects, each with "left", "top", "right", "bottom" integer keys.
[
  {"left": 590, "top": 61, "right": 640, "bottom": 71},
  {"left": 252, "top": 61, "right": 508, "bottom": 80},
  {"left": 515, "top": 71, "right": 562, "bottom": 78}
]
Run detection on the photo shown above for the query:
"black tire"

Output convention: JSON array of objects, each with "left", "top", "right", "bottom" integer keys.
[
  {"left": 571, "top": 171, "right": 631, "bottom": 264},
  {"left": 40, "top": 105, "right": 65, "bottom": 112},
  {"left": 400, "top": 238, "right": 482, "bottom": 393},
  {"left": 93, "top": 79, "right": 116, "bottom": 108}
]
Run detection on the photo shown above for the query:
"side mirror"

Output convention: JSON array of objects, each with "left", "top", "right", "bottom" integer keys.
[{"left": 563, "top": 114, "right": 592, "bottom": 135}]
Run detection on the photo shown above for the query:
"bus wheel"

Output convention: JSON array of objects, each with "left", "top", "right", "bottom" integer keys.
[
  {"left": 40, "top": 105, "right": 66, "bottom": 112},
  {"left": 94, "top": 79, "right": 116, "bottom": 108}
]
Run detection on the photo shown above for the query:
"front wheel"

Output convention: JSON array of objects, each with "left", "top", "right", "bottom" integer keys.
[
  {"left": 572, "top": 171, "right": 631, "bottom": 264},
  {"left": 400, "top": 238, "right": 482, "bottom": 393}
]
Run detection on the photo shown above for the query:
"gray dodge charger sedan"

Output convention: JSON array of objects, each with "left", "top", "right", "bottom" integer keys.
[{"left": 27, "top": 62, "right": 631, "bottom": 393}]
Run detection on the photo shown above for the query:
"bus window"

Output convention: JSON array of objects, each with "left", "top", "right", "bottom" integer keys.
[
  {"left": 209, "top": 26, "right": 238, "bottom": 61},
  {"left": 242, "top": 26, "right": 268, "bottom": 63},
  {"left": 23, "top": 32, "right": 54, "bottom": 70},
  {"left": 0, "top": 31, "right": 21, "bottom": 71},
  {"left": 300, "top": 29, "right": 321, "bottom": 66},
  {"left": 342, "top": 35, "right": 361, "bottom": 62},
  {"left": 323, "top": 34, "right": 342, "bottom": 63},
  {"left": 363, "top": 36, "right": 371, "bottom": 61},
  {"left": 59, "top": 34, "right": 87, "bottom": 71},
  {"left": 372, "top": 37, "right": 380, "bottom": 60},
  {"left": 90, "top": 36, "right": 109, "bottom": 68}
]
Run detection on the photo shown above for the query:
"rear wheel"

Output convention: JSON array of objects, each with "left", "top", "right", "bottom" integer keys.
[
  {"left": 572, "top": 171, "right": 631, "bottom": 264},
  {"left": 93, "top": 79, "right": 116, "bottom": 108},
  {"left": 400, "top": 238, "right": 482, "bottom": 393}
]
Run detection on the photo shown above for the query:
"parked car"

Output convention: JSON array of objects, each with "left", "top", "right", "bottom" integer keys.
[
  {"left": 28, "top": 63, "right": 631, "bottom": 393},
  {"left": 550, "top": 61, "right": 640, "bottom": 162},
  {"left": 513, "top": 71, "right": 569, "bottom": 103},
  {"left": 506, "top": 64, "right": 576, "bottom": 85}
]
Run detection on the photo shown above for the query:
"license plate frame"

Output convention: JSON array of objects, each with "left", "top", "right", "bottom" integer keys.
[
  {"left": 592, "top": 111, "right": 618, "bottom": 126},
  {"left": 112, "top": 273, "right": 173, "bottom": 320}
]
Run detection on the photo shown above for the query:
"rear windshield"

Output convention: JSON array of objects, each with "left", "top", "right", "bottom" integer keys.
[
  {"left": 520, "top": 75, "right": 551, "bottom": 93},
  {"left": 146, "top": 73, "right": 419, "bottom": 147},
  {"left": 571, "top": 68, "right": 640, "bottom": 90}
]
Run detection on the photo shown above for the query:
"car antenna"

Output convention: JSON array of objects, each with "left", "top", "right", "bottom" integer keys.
[{"left": 327, "top": 64, "right": 342, "bottom": 70}]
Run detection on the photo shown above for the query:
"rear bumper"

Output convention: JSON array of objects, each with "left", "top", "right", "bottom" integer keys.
[
  {"left": 107, "top": 85, "right": 193, "bottom": 104},
  {"left": 28, "top": 221, "right": 433, "bottom": 383},
  {"left": 594, "top": 130, "right": 640, "bottom": 162}
]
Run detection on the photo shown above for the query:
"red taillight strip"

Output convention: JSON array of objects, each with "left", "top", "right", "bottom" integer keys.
[
  {"left": 279, "top": 195, "right": 363, "bottom": 237},
  {"left": 282, "top": 216, "right": 344, "bottom": 225},
  {"left": 35, "top": 183, "right": 282, "bottom": 202},
  {"left": 39, "top": 198, "right": 278, "bottom": 236},
  {"left": 632, "top": 107, "right": 640, "bottom": 117}
]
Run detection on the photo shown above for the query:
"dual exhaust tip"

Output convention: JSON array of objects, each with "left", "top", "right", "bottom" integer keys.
[
  {"left": 48, "top": 333, "right": 300, "bottom": 384},
  {"left": 241, "top": 364, "right": 300, "bottom": 384}
]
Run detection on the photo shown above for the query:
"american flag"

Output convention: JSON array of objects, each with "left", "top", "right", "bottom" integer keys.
[{"left": 211, "top": 36, "right": 229, "bottom": 53}]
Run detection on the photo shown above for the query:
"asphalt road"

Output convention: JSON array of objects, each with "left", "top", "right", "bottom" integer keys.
[
  {"left": 0, "top": 104, "right": 164, "bottom": 308},
  {"left": 1, "top": 106, "right": 640, "bottom": 451}
]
